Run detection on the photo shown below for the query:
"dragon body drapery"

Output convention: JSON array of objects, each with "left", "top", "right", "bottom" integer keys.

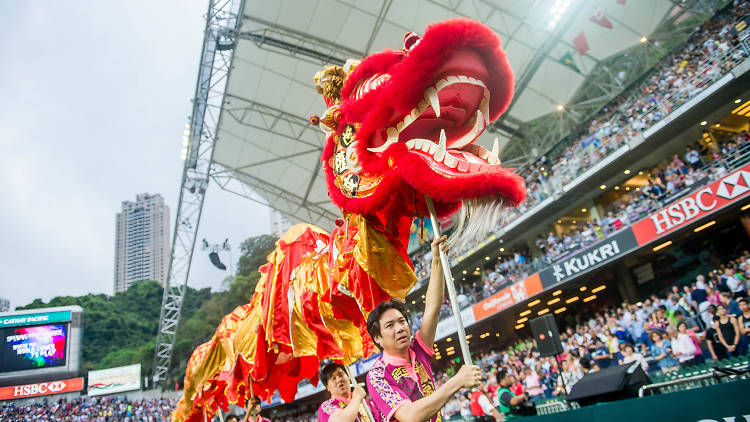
[{"left": 174, "top": 18, "right": 525, "bottom": 421}]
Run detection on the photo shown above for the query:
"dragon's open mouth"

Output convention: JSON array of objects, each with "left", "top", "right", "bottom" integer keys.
[{"left": 367, "top": 53, "right": 499, "bottom": 173}]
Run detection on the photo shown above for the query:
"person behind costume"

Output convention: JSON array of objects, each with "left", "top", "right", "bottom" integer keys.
[
  {"left": 497, "top": 369, "right": 531, "bottom": 419},
  {"left": 366, "top": 235, "right": 482, "bottom": 422},
  {"left": 317, "top": 360, "right": 371, "bottom": 422},
  {"left": 243, "top": 396, "right": 270, "bottom": 422},
  {"left": 470, "top": 379, "right": 502, "bottom": 421}
]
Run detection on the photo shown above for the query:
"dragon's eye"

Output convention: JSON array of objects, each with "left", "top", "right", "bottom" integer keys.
[
  {"left": 353, "top": 73, "right": 391, "bottom": 99},
  {"left": 403, "top": 31, "right": 421, "bottom": 52}
]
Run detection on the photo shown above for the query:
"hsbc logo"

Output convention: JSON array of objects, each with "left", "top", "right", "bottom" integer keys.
[
  {"left": 649, "top": 170, "right": 750, "bottom": 235},
  {"left": 1, "top": 378, "right": 83, "bottom": 400},
  {"left": 47, "top": 381, "right": 66, "bottom": 392},
  {"left": 632, "top": 163, "right": 750, "bottom": 246},
  {"left": 13, "top": 381, "right": 67, "bottom": 397},
  {"left": 715, "top": 170, "right": 750, "bottom": 200}
]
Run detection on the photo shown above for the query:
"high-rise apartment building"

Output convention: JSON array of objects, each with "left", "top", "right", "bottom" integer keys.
[
  {"left": 0, "top": 297, "right": 9, "bottom": 312},
  {"left": 269, "top": 209, "right": 293, "bottom": 237},
  {"left": 114, "top": 193, "right": 170, "bottom": 293}
]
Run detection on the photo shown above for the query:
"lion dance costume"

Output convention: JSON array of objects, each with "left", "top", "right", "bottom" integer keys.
[{"left": 172, "top": 18, "right": 525, "bottom": 421}]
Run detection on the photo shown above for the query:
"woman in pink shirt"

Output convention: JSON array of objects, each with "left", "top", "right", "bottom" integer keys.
[{"left": 522, "top": 368, "right": 543, "bottom": 402}]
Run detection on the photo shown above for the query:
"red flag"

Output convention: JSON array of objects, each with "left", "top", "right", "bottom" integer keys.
[
  {"left": 572, "top": 31, "right": 590, "bottom": 56},
  {"left": 589, "top": 11, "right": 613, "bottom": 29},
  {"left": 616, "top": 0, "right": 626, "bottom": 4}
]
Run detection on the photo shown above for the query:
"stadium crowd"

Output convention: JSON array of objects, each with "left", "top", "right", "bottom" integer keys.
[
  {"left": 0, "top": 396, "right": 177, "bottom": 421},
  {"left": 434, "top": 251, "right": 750, "bottom": 420}
]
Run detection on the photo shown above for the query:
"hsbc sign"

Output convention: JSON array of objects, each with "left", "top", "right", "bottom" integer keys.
[
  {"left": 632, "top": 164, "right": 750, "bottom": 245},
  {"left": 0, "top": 377, "right": 84, "bottom": 400}
]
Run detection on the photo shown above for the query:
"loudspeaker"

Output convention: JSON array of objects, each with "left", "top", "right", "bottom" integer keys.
[
  {"left": 529, "top": 314, "right": 563, "bottom": 357},
  {"left": 566, "top": 362, "right": 651, "bottom": 406}
]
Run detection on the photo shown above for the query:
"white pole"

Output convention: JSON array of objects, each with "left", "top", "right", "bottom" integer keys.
[
  {"left": 425, "top": 196, "right": 473, "bottom": 365},
  {"left": 343, "top": 365, "right": 376, "bottom": 422}
]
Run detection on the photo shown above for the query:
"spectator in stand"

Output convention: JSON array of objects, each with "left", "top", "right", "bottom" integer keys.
[
  {"left": 714, "top": 305, "right": 741, "bottom": 358},
  {"left": 671, "top": 324, "right": 701, "bottom": 368},
  {"left": 720, "top": 291, "right": 742, "bottom": 317},
  {"left": 685, "top": 146, "right": 702, "bottom": 170},
  {"left": 621, "top": 343, "right": 649, "bottom": 372},
  {"left": 497, "top": 370, "right": 530, "bottom": 420},
  {"left": 650, "top": 331, "right": 680, "bottom": 372},
  {"left": 725, "top": 267, "right": 747, "bottom": 299},
  {"left": 738, "top": 298, "right": 750, "bottom": 354},
  {"left": 469, "top": 380, "right": 502, "bottom": 422},
  {"left": 522, "top": 367, "right": 544, "bottom": 403}
]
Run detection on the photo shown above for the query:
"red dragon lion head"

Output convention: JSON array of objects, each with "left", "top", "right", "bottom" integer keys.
[{"left": 314, "top": 18, "right": 525, "bottom": 244}]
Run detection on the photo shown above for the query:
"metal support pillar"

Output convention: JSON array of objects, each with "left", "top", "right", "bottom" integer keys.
[{"left": 152, "top": 0, "right": 244, "bottom": 387}]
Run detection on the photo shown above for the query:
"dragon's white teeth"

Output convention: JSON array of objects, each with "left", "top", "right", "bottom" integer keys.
[
  {"left": 436, "top": 79, "right": 449, "bottom": 91},
  {"left": 406, "top": 139, "right": 415, "bottom": 149},
  {"left": 387, "top": 126, "right": 398, "bottom": 142},
  {"left": 414, "top": 139, "right": 423, "bottom": 149},
  {"left": 447, "top": 75, "right": 459, "bottom": 83},
  {"left": 428, "top": 142, "right": 437, "bottom": 154},
  {"left": 402, "top": 115, "right": 413, "bottom": 128},
  {"left": 481, "top": 96, "right": 490, "bottom": 125},
  {"left": 444, "top": 152, "right": 459, "bottom": 168},
  {"left": 397, "top": 121, "right": 405, "bottom": 132},
  {"left": 366, "top": 127, "right": 398, "bottom": 152},
  {"left": 434, "top": 129, "right": 447, "bottom": 162},
  {"left": 421, "top": 141, "right": 431, "bottom": 153},
  {"left": 457, "top": 75, "right": 469, "bottom": 83},
  {"left": 425, "top": 87, "right": 440, "bottom": 118},
  {"left": 417, "top": 100, "right": 427, "bottom": 112},
  {"left": 490, "top": 137, "right": 500, "bottom": 164},
  {"left": 449, "top": 110, "right": 485, "bottom": 150}
]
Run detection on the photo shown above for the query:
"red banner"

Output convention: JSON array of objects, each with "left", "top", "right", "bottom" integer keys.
[
  {"left": 0, "top": 377, "right": 84, "bottom": 400},
  {"left": 472, "top": 274, "right": 543, "bottom": 321},
  {"left": 632, "top": 163, "right": 750, "bottom": 245}
]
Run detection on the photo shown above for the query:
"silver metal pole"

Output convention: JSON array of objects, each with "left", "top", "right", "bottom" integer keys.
[
  {"left": 425, "top": 197, "right": 473, "bottom": 366},
  {"left": 343, "top": 365, "right": 376, "bottom": 422},
  {"left": 218, "top": 408, "right": 224, "bottom": 422}
]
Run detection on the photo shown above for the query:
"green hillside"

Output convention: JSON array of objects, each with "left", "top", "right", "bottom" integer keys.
[{"left": 16, "top": 234, "right": 277, "bottom": 384}]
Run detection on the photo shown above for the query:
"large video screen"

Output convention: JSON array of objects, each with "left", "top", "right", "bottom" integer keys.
[{"left": 0, "top": 324, "right": 67, "bottom": 373}]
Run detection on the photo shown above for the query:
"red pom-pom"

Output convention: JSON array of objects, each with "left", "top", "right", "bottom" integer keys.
[{"left": 335, "top": 218, "right": 345, "bottom": 226}]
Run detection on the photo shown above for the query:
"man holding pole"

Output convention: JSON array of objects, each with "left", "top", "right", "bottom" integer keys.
[
  {"left": 318, "top": 360, "right": 372, "bottom": 422},
  {"left": 365, "top": 235, "right": 482, "bottom": 422},
  {"left": 242, "top": 396, "right": 270, "bottom": 422}
]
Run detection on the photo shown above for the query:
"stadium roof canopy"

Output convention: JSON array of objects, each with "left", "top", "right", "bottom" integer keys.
[{"left": 208, "top": 0, "right": 699, "bottom": 228}]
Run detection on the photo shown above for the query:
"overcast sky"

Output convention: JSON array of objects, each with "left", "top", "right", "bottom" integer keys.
[{"left": 0, "top": 1, "right": 271, "bottom": 309}]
